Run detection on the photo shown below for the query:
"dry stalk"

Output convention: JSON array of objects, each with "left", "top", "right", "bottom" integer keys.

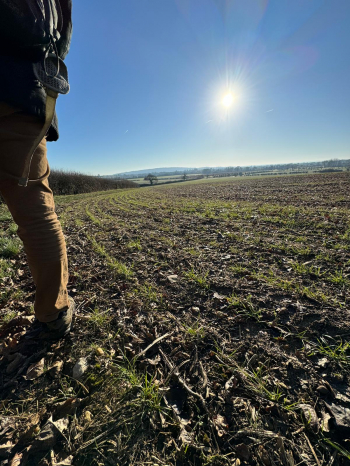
[
  {"left": 159, "top": 347, "right": 220, "bottom": 452},
  {"left": 199, "top": 361, "right": 208, "bottom": 390},
  {"left": 303, "top": 433, "right": 321, "bottom": 466},
  {"left": 135, "top": 332, "right": 171, "bottom": 359}
]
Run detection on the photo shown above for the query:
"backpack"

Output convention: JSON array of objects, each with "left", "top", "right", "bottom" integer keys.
[
  {"left": 0, "top": 0, "right": 69, "bottom": 95},
  {"left": 0, "top": 0, "right": 62, "bottom": 57},
  {"left": 0, "top": 0, "right": 70, "bottom": 187}
]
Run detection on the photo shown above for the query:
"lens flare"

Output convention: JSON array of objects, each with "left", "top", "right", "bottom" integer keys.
[{"left": 222, "top": 93, "right": 234, "bottom": 107}]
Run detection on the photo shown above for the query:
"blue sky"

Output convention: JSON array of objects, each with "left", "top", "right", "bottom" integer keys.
[{"left": 49, "top": 0, "right": 350, "bottom": 175}]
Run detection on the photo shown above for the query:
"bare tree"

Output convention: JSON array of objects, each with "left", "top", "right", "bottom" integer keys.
[{"left": 144, "top": 174, "right": 158, "bottom": 185}]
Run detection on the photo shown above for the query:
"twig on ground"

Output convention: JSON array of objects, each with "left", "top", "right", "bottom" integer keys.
[
  {"left": 72, "top": 376, "right": 90, "bottom": 395},
  {"left": 76, "top": 427, "right": 114, "bottom": 453},
  {"left": 189, "top": 346, "right": 198, "bottom": 373},
  {"left": 164, "top": 358, "right": 191, "bottom": 385},
  {"left": 304, "top": 433, "right": 321, "bottom": 466},
  {"left": 159, "top": 348, "right": 220, "bottom": 452},
  {"left": 199, "top": 361, "right": 208, "bottom": 390},
  {"left": 135, "top": 332, "right": 171, "bottom": 359},
  {"left": 327, "top": 451, "right": 337, "bottom": 466},
  {"left": 234, "top": 429, "right": 285, "bottom": 440},
  {"left": 159, "top": 348, "right": 207, "bottom": 412}
]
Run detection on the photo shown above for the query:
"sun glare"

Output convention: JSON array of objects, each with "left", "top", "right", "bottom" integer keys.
[{"left": 222, "top": 93, "right": 234, "bottom": 107}]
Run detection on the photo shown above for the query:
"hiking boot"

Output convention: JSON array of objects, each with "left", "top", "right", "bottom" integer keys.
[{"left": 25, "top": 297, "right": 75, "bottom": 341}]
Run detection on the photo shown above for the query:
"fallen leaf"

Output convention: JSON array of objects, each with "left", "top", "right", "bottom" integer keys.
[
  {"left": 321, "top": 411, "right": 332, "bottom": 432},
  {"left": 0, "top": 417, "right": 15, "bottom": 436},
  {"left": 299, "top": 404, "right": 319, "bottom": 433},
  {"left": 258, "top": 445, "right": 271, "bottom": 466},
  {"left": 52, "top": 456, "right": 73, "bottom": 466},
  {"left": 10, "top": 452, "right": 23, "bottom": 465},
  {"left": 84, "top": 411, "right": 93, "bottom": 422},
  {"left": 167, "top": 275, "right": 178, "bottom": 283},
  {"left": 30, "top": 423, "right": 57, "bottom": 452},
  {"left": 225, "top": 375, "right": 238, "bottom": 391},
  {"left": 179, "top": 427, "right": 193, "bottom": 445},
  {"left": 0, "top": 440, "right": 14, "bottom": 459},
  {"left": 326, "top": 403, "right": 350, "bottom": 431},
  {"left": 3, "top": 315, "right": 34, "bottom": 329},
  {"left": 25, "top": 358, "right": 45, "bottom": 380},
  {"left": 54, "top": 398, "right": 80, "bottom": 418},
  {"left": 30, "top": 416, "right": 67, "bottom": 453},
  {"left": 213, "top": 414, "right": 228, "bottom": 437},
  {"left": 236, "top": 443, "right": 250, "bottom": 461},
  {"left": 52, "top": 418, "right": 69, "bottom": 434},
  {"left": 213, "top": 292, "right": 225, "bottom": 300},
  {"left": 48, "top": 360, "right": 64, "bottom": 377},
  {"left": 316, "top": 385, "right": 330, "bottom": 396}
]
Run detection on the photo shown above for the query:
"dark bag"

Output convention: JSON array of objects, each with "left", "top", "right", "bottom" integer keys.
[
  {"left": 0, "top": 0, "right": 69, "bottom": 94},
  {"left": 0, "top": 0, "right": 70, "bottom": 187},
  {"left": 0, "top": 0, "right": 63, "bottom": 56}
]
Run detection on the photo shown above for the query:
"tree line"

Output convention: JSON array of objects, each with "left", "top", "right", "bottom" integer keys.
[
  {"left": 126, "top": 158, "right": 350, "bottom": 180},
  {"left": 48, "top": 170, "right": 137, "bottom": 195}
]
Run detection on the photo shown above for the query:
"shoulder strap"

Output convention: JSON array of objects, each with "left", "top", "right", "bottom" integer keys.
[
  {"left": 43, "top": 0, "right": 62, "bottom": 41},
  {"left": 55, "top": 0, "right": 63, "bottom": 34}
]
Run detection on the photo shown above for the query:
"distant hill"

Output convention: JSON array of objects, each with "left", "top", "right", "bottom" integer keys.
[
  {"left": 103, "top": 167, "right": 219, "bottom": 178},
  {"left": 102, "top": 159, "right": 350, "bottom": 179},
  {"left": 103, "top": 167, "right": 199, "bottom": 178}
]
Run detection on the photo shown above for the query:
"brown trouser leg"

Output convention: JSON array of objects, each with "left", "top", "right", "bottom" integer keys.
[{"left": 0, "top": 102, "right": 69, "bottom": 323}]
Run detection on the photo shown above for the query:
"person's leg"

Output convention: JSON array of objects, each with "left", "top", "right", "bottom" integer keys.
[{"left": 0, "top": 103, "right": 69, "bottom": 324}]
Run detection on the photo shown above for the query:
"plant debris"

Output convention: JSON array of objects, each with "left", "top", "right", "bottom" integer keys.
[{"left": 0, "top": 173, "right": 350, "bottom": 465}]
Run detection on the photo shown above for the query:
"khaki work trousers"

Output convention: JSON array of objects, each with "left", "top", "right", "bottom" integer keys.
[{"left": 0, "top": 102, "right": 69, "bottom": 322}]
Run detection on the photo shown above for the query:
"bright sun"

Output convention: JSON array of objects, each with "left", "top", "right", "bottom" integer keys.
[{"left": 222, "top": 93, "right": 234, "bottom": 107}]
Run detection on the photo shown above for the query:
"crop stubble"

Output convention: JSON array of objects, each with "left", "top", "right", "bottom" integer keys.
[{"left": 0, "top": 172, "right": 350, "bottom": 466}]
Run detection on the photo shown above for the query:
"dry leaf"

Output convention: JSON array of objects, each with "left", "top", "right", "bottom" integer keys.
[
  {"left": 179, "top": 427, "right": 193, "bottom": 445},
  {"left": 10, "top": 452, "right": 23, "bottom": 466},
  {"left": 52, "top": 455, "right": 73, "bottom": 466},
  {"left": 299, "top": 404, "right": 319, "bottom": 433},
  {"left": 236, "top": 443, "right": 250, "bottom": 461},
  {"left": 25, "top": 358, "right": 45, "bottom": 380},
  {"left": 4, "top": 315, "right": 34, "bottom": 329},
  {"left": 213, "top": 414, "right": 228, "bottom": 437},
  {"left": 258, "top": 445, "right": 271, "bottom": 466},
  {"left": 0, "top": 440, "right": 14, "bottom": 459},
  {"left": 31, "top": 416, "right": 68, "bottom": 453},
  {"left": 48, "top": 360, "right": 64, "bottom": 377},
  {"left": 321, "top": 411, "right": 332, "bottom": 432},
  {"left": 52, "top": 418, "right": 69, "bottom": 434},
  {"left": 54, "top": 397, "right": 80, "bottom": 418},
  {"left": 167, "top": 275, "right": 178, "bottom": 283},
  {"left": 84, "top": 411, "right": 93, "bottom": 422},
  {"left": 326, "top": 403, "right": 350, "bottom": 430},
  {"left": 0, "top": 417, "right": 15, "bottom": 436}
]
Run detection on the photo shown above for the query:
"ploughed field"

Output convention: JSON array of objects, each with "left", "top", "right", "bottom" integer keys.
[{"left": 0, "top": 172, "right": 350, "bottom": 466}]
